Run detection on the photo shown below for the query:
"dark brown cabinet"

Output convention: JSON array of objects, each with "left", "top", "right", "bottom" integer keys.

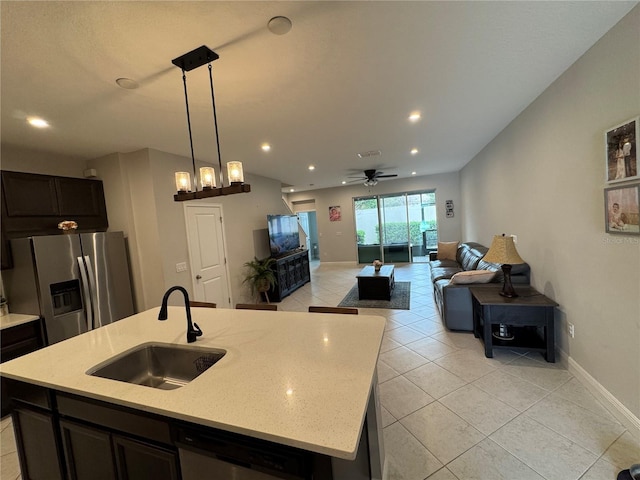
[
  {"left": 60, "top": 419, "right": 117, "bottom": 480},
  {"left": 5, "top": 380, "right": 372, "bottom": 480},
  {"left": 1, "top": 319, "right": 45, "bottom": 417},
  {"left": 1, "top": 170, "right": 108, "bottom": 269},
  {"left": 114, "top": 435, "right": 180, "bottom": 480},
  {"left": 9, "top": 383, "right": 179, "bottom": 480},
  {"left": 60, "top": 419, "right": 180, "bottom": 480},
  {"left": 55, "top": 176, "right": 106, "bottom": 217},
  {"left": 12, "top": 406, "right": 64, "bottom": 480},
  {"left": 268, "top": 250, "right": 311, "bottom": 302},
  {"left": 1, "top": 172, "right": 59, "bottom": 217}
]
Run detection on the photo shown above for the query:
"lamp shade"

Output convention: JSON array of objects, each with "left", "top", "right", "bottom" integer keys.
[
  {"left": 227, "top": 161, "right": 244, "bottom": 184},
  {"left": 200, "top": 166, "right": 216, "bottom": 189},
  {"left": 175, "top": 172, "right": 192, "bottom": 193},
  {"left": 483, "top": 235, "right": 524, "bottom": 265}
]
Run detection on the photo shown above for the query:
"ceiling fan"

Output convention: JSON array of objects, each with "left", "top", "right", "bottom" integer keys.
[{"left": 348, "top": 169, "right": 398, "bottom": 186}]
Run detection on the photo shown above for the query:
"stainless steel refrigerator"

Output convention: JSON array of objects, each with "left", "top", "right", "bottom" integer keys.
[{"left": 4, "top": 232, "right": 135, "bottom": 345}]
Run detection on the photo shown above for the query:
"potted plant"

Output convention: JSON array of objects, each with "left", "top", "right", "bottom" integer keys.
[{"left": 242, "top": 257, "right": 277, "bottom": 303}]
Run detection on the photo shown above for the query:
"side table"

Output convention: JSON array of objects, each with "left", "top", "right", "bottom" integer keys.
[{"left": 470, "top": 286, "right": 558, "bottom": 362}]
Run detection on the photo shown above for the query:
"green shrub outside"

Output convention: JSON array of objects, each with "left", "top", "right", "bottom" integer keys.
[{"left": 375, "top": 221, "right": 437, "bottom": 245}]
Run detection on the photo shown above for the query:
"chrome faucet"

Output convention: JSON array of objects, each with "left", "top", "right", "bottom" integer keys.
[{"left": 158, "top": 286, "right": 203, "bottom": 343}]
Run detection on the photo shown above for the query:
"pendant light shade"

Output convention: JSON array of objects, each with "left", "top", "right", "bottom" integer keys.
[
  {"left": 175, "top": 172, "right": 192, "bottom": 193},
  {"left": 171, "top": 45, "right": 251, "bottom": 201},
  {"left": 227, "top": 161, "right": 244, "bottom": 184},
  {"left": 200, "top": 167, "right": 216, "bottom": 189}
]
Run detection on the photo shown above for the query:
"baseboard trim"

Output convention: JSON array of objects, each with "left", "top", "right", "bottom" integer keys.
[
  {"left": 317, "top": 261, "right": 360, "bottom": 265},
  {"left": 562, "top": 351, "right": 640, "bottom": 441}
]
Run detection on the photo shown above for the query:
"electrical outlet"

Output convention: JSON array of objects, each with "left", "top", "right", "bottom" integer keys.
[
  {"left": 568, "top": 323, "right": 575, "bottom": 338},
  {"left": 511, "top": 234, "right": 518, "bottom": 244}
]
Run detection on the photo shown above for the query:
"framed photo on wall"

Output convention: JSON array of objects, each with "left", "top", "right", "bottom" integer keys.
[
  {"left": 605, "top": 116, "right": 639, "bottom": 184},
  {"left": 604, "top": 184, "right": 640, "bottom": 234},
  {"left": 329, "top": 205, "right": 341, "bottom": 222}
]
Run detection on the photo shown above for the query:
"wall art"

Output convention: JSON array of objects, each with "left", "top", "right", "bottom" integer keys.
[{"left": 605, "top": 116, "right": 638, "bottom": 184}]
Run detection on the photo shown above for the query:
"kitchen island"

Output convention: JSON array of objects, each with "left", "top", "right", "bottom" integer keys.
[{"left": 0, "top": 307, "right": 386, "bottom": 479}]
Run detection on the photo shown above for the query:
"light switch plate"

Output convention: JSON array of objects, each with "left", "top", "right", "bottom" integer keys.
[{"left": 176, "top": 262, "right": 188, "bottom": 272}]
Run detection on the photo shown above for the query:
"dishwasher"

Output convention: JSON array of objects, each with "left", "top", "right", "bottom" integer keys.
[{"left": 176, "top": 424, "right": 314, "bottom": 480}]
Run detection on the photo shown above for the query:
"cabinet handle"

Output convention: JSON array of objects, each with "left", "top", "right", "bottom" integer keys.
[{"left": 195, "top": 275, "right": 202, "bottom": 280}]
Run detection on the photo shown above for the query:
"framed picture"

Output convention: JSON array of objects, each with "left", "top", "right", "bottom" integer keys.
[
  {"left": 605, "top": 116, "right": 639, "bottom": 183},
  {"left": 604, "top": 184, "right": 640, "bottom": 234},
  {"left": 329, "top": 205, "right": 341, "bottom": 222}
]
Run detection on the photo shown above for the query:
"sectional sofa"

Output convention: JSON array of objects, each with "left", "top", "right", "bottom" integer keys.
[{"left": 429, "top": 242, "right": 531, "bottom": 331}]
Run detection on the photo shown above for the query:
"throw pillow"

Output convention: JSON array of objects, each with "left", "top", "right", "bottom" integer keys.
[
  {"left": 437, "top": 241, "right": 459, "bottom": 261},
  {"left": 450, "top": 270, "right": 496, "bottom": 285}
]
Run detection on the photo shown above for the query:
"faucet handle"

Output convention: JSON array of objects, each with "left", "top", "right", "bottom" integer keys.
[{"left": 187, "top": 322, "right": 203, "bottom": 343}]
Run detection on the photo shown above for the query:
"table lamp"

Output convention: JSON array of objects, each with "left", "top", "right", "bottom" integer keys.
[{"left": 482, "top": 234, "right": 524, "bottom": 298}]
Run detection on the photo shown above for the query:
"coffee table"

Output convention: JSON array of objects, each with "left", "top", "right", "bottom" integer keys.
[{"left": 357, "top": 265, "right": 395, "bottom": 300}]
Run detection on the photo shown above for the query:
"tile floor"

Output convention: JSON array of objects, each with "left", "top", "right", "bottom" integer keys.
[
  {"left": 277, "top": 262, "right": 639, "bottom": 480},
  {"left": 1, "top": 261, "right": 638, "bottom": 480}
]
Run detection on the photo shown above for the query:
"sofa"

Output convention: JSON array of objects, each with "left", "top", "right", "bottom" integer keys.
[{"left": 429, "top": 242, "right": 530, "bottom": 331}]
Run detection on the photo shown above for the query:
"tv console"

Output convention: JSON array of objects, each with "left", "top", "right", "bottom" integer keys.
[{"left": 268, "top": 249, "right": 310, "bottom": 302}]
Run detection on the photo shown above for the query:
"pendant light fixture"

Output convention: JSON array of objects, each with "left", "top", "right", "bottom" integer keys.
[{"left": 171, "top": 45, "right": 250, "bottom": 201}]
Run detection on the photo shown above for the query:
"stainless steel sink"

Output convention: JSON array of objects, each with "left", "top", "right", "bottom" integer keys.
[{"left": 87, "top": 342, "right": 226, "bottom": 390}]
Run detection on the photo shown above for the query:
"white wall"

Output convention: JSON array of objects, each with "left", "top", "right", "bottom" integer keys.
[
  {"left": 106, "top": 149, "right": 289, "bottom": 307},
  {"left": 1, "top": 144, "right": 87, "bottom": 177},
  {"left": 286, "top": 172, "right": 461, "bottom": 262},
  {"left": 461, "top": 6, "right": 640, "bottom": 427}
]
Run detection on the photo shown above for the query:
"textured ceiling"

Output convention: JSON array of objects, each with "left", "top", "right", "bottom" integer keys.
[{"left": 1, "top": 1, "right": 637, "bottom": 191}]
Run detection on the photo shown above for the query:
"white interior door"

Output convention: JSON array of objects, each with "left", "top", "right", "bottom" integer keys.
[{"left": 184, "top": 204, "right": 231, "bottom": 308}]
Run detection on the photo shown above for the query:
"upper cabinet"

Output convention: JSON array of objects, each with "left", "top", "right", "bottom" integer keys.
[
  {"left": 2, "top": 171, "right": 107, "bottom": 218},
  {"left": 55, "top": 176, "right": 106, "bottom": 217},
  {"left": 2, "top": 171, "right": 59, "bottom": 217},
  {"left": 1, "top": 171, "right": 109, "bottom": 269}
]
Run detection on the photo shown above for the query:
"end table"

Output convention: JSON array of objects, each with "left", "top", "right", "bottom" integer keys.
[{"left": 470, "top": 286, "right": 558, "bottom": 362}]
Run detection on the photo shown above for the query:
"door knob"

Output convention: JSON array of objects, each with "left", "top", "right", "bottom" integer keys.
[{"left": 196, "top": 275, "right": 202, "bottom": 280}]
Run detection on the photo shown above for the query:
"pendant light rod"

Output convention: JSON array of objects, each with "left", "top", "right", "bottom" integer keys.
[
  {"left": 171, "top": 45, "right": 251, "bottom": 202},
  {"left": 208, "top": 63, "right": 224, "bottom": 188},
  {"left": 180, "top": 69, "right": 198, "bottom": 191}
]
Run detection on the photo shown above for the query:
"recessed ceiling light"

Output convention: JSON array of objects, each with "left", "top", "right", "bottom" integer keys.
[
  {"left": 409, "top": 112, "right": 421, "bottom": 122},
  {"left": 411, "top": 171, "right": 417, "bottom": 175},
  {"left": 410, "top": 148, "right": 419, "bottom": 155},
  {"left": 341, "top": 181, "right": 346, "bottom": 185},
  {"left": 27, "top": 117, "right": 49, "bottom": 128},
  {"left": 289, "top": 188, "right": 295, "bottom": 192},
  {"left": 261, "top": 143, "right": 271, "bottom": 152},
  {"left": 308, "top": 165, "right": 315, "bottom": 171},
  {"left": 115, "top": 78, "right": 139, "bottom": 90}
]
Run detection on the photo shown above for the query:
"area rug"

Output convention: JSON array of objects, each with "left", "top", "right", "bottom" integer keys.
[{"left": 337, "top": 282, "right": 411, "bottom": 310}]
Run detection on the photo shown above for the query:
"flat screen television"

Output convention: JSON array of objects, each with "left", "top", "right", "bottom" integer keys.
[{"left": 267, "top": 214, "right": 300, "bottom": 256}]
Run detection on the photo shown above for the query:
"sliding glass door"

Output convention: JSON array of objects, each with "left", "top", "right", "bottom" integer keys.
[
  {"left": 380, "top": 194, "right": 410, "bottom": 262},
  {"left": 355, "top": 190, "right": 437, "bottom": 264},
  {"left": 407, "top": 192, "right": 437, "bottom": 261},
  {"left": 355, "top": 197, "right": 381, "bottom": 264}
]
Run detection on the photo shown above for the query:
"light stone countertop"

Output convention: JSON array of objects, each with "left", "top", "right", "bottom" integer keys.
[
  {"left": 0, "top": 313, "right": 40, "bottom": 331},
  {"left": 0, "top": 307, "right": 385, "bottom": 460}
]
